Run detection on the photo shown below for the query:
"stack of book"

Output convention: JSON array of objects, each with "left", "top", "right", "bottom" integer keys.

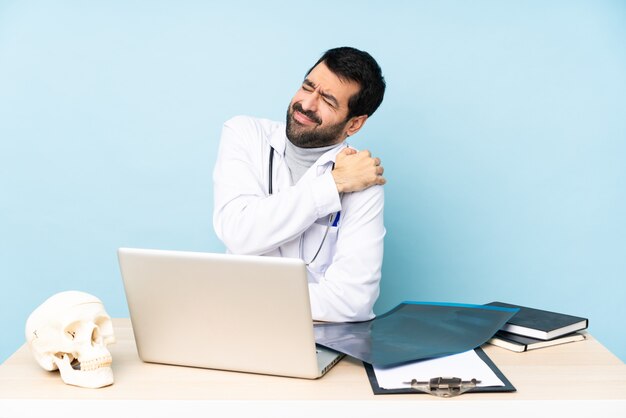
[{"left": 485, "top": 301, "right": 588, "bottom": 353}]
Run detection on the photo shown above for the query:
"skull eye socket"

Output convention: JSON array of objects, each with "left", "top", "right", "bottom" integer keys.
[
  {"left": 91, "top": 327, "right": 102, "bottom": 344},
  {"left": 95, "top": 315, "right": 114, "bottom": 343}
]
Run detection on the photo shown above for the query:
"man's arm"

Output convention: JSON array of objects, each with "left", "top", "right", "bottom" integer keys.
[
  {"left": 213, "top": 117, "right": 341, "bottom": 255},
  {"left": 307, "top": 148, "right": 385, "bottom": 322}
]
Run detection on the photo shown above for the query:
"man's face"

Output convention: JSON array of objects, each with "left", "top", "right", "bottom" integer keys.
[{"left": 286, "top": 62, "right": 361, "bottom": 148}]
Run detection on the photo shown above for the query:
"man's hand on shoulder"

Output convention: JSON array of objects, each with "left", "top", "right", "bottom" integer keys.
[{"left": 332, "top": 147, "right": 386, "bottom": 193}]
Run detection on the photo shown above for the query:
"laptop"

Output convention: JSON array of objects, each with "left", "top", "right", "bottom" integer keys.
[{"left": 117, "top": 247, "right": 344, "bottom": 379}]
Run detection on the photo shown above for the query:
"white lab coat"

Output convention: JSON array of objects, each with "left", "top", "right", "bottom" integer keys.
[{"left": 213, "top": 116, "right": 385, "bottom": 322}]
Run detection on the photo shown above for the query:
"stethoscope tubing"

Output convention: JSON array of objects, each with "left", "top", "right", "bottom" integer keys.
[{"left": 267, "top": 146, "right": 338, "bottom": 266}]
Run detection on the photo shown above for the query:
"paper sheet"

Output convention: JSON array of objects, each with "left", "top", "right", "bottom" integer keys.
[{"left": 373, "top": 350, "right": 505, "bottom": 389}]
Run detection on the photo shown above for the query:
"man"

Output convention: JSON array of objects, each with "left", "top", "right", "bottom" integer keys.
[{"left": 213, "top": 47, "right": 386, "bottom": 322}]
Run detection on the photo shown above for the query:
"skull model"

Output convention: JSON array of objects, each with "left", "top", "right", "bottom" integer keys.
[{"left": 25, "top": 291, "right": 116, "bottom": 389}]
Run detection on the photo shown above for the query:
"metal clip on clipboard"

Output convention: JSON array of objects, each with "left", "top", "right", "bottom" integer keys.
[{"left": 404, "top": 377, "right": 480, "bottom": 398}]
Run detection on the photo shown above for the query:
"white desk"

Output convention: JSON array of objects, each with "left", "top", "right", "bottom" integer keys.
[{"left": 1, "top": 319, "right": 625, "bottom": 417}]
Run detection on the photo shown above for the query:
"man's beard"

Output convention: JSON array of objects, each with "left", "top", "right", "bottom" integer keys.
[{"left": 285, "top": 102, "right": 348, "bottom": 148}]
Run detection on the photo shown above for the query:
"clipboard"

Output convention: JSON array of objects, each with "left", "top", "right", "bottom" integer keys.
[{"left": 363, "top": 347, "right": 516, "bottom": 395}]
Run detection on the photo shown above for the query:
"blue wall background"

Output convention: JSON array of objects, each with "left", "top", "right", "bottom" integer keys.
[{"left": 1, "top": 1, "right": 625, "bottom": 363}]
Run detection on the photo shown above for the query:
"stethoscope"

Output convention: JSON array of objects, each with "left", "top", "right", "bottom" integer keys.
[{"left": 268, "top": 147, "right": 339, "bottom": 266}]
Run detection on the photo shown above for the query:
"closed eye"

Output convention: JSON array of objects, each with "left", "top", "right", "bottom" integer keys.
[
  {"left": 322, "top": 95, "right": 338, "bottom": 109},
  {"left": 302, "top": 79, "right": 315, "bottom": 92},
  {"left": 302, "top": 78, "right": 339, "bottom": 109}
]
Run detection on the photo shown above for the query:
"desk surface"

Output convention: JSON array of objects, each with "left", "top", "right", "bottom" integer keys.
[{"left": 1, "top": 319, "right": 625, "bottom": 415}]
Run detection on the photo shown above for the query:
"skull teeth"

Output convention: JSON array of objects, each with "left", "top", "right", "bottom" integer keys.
[{"left": 78, "top": 356, "right": 113, "bottom": 371}]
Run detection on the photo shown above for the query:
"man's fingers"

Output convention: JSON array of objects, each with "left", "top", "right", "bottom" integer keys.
[
  {"left": 332, "top": 147, "right": 386, "bottom": 192},
  {"left": 336, "top": 147, "right": 357, "bottom": 163}
]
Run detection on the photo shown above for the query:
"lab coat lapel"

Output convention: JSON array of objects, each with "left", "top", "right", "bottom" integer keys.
[{"left": 309, "top": 143, "right": 348, "bottom": 180}]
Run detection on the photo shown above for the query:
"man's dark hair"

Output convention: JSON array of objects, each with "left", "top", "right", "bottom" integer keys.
[{"left": 306, "top": 46, "right": 386, "bottom": 119}]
